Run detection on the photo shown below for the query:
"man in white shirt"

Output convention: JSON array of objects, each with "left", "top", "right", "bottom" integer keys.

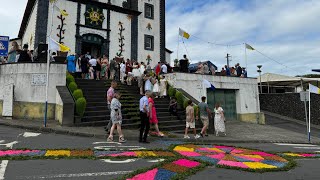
[
  {"left": 120, "top": 61, "right": 126, "bottom": 84},
  {"left": 89, "top": 57, "right": 97, "bottom": 79},
  {"left": 161, "top": 62, "right": 168, "bottom": 74}
]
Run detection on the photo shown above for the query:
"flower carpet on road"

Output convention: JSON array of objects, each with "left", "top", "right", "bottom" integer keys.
[
  {"left": 173, "top": 144, "right": 290, "bottom": 171},
  {"left": 1, "top": 144, "right": 319, "bottom": 180}
]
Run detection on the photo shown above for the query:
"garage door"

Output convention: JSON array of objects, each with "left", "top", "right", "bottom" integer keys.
[{"left": 207, "top": 89, "right": 237, "bottom": 121}]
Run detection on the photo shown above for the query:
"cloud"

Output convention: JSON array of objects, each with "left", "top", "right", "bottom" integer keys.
[
  {"left": 166, "top": 0, "right": 320, "bottom": 76},
  {"left": 0, "top": 0, "right": 27, "bottom": 39}
]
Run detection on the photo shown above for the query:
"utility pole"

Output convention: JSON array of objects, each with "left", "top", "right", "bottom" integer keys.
[{"left": 226, "top": 53, "right": 231, "bottom": 68}]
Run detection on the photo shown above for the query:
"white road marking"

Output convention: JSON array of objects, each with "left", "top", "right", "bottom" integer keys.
[
  {"left": 274, "top": 143, "right": 318, "bottom": 147},
  {"left": 294, "top": 147, "right": 320, "bottom": 150},
  {"left": 93, "top": 142, "right": 122, "bottom": 145},
  {"left": 0, "top": 160, "right": 9, "bottom": 180},
  {"left": 101, "top": 159, "right": 137, "bottom": 163},
  {"left": 148, "top": 159, "right": 165, "bottom": 163},
  {"left": 16, "top": 171, "right": 132, "bottom": 179},
  {"left": 94, "top": 146, "right": 146, "bottom": 151},
  {"left": 20, "top": 132, "right": 41, "bottom": 138},
  {"left": 0, "top": 141, "right": 18, "bottom": 149}
]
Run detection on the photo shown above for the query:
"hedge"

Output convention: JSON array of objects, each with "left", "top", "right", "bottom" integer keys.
[
  {"left": 66, "top": 74, "right": 75, "bottom": 85},
  {"left": 183, "top": 98, "right": 190, "bottom": 109},
  {"left": 76, "top": 97, "right": 87, "bottom": 117},
  {"left": 73, "top": 89, "right": 83, "bottom": 100},
  {"left": 168, "top": 87, "right": 176, "bottom": 97},
  {"left": 68, "top": 82, "right": 78, "bottom": 93},
  {"left": 175, "top": 91, "right": 184, "bottom": 107}
]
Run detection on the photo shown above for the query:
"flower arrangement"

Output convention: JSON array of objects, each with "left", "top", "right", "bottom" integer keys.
[
  {"left": 281, "top": 153, "right": 320, "bottom": 158},
  {"left": 126, "top": 159, "right": 202, "bottom": 180},
  {"left": 173, "top": 144, "right": 291, "bottom": 171}
]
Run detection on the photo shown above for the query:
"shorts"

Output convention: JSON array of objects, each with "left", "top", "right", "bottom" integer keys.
[
  {"left": 186, "top": 121, "right": 195, "bottom": 129},
  {"left": 200, "top": 116, "right": 209, "bottom": 126}
]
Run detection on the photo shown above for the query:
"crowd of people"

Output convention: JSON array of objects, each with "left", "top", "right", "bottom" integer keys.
[
  {"left": 0, "top": 42, "right": 34, "bottom": 64},
  {"left": 105, "top": 78, "right": 227, "bottom": 143},
  {"left": 220, "top": 63, "right": 247, "bottom": 78}
]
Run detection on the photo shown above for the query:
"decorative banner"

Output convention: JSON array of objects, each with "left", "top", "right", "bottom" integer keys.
[{"left": 85, "top": 5, "right": 105, "bottom": 28}]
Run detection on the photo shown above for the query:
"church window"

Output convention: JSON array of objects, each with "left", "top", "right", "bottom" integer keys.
[
  {"left": 145, "top": 35, "right": 154, "bottom": 51},
  {"left": 145, "top": 3, "right": 154, "bottom": 19}
]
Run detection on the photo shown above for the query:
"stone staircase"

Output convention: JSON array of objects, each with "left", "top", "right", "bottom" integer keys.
[{"left": 75, "top": 79, "right": 189, "bottom": 132}]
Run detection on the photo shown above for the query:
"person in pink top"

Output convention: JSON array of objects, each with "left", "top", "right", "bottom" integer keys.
[{"left": 148, "top": 93, "right": 164, "bottom": 137}]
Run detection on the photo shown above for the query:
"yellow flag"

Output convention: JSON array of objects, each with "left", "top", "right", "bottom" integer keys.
[
  {"left": 245, "top": 43, "right": 255, "bottom": 50},
  {"left": 49, "top": 38, "right": 70, "bottom": 52},
  {"left": 179, "top": 28, "right": 190, "bottom": 39}
]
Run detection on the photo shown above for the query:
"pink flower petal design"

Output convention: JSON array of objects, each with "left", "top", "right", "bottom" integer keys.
[
  {"left": 177, "top": 151, "right": 201, "bottom": 157},
  {"left": 127, "top": 168, "right": 158, "bottom": 180},
  {"left": 218, "top": 160, "right": 249, "bottom": 168},
  {"left": 251, "top": 152, "right": 275, "bottom": 157},
  {"left": 233, "top": 154, "right": 263, "bottom": 162},
  {"left": 173, "top": 159, "right": 201, "bottom": 168},
  {"left": 230, "top": 149, "right": 244, "bottom": 154},
  {"left": 207, "top": 153, "right": 225, "bottom": 160},
  {"left": 301, "top": 154, "right": 316, "bottom": 157},
  {"left": 0, "top": 150, "right": 40, "bottom": 156}
]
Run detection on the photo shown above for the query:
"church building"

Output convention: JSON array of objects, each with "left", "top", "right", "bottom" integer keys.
[{"left": 17, "top": 0, "right": 166, "bottom": 66}]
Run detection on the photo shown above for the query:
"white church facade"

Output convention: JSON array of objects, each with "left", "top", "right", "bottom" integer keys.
[{"left": 17, "top": 0, "right": 166, "bottom": 66}]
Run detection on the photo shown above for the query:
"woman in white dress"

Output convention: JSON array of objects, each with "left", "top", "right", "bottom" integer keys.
[
  {"left": 214, "top": 103, "right": 226, "bottom": 136},
  {"left": 152, "top": 79, "right": 160, "bottom": 98},
  {"left": 144, "top": 75, "right": 152, "bottom": 92},
  {"left": 132, "top": 62, "right": 141, "bottom": 77},
  {"left": 159, "top": 76, "right": 167, "bottom": 98}
]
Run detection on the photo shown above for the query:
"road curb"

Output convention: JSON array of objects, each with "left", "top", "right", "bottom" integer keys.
[{"left": 1, "top": 121, "right": 320, "bottom": 145}]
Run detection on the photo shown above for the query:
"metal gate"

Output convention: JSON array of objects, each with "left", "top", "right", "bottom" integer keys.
[{"left": 207, "top": 89, "right": 237, "bottom": 121}]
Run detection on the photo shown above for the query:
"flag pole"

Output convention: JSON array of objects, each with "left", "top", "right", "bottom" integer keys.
[
  {"left": 245, "top": 43, "right": 247, "bottom": 71},
  {"left": 308, "top": 88, "right": 311, "bottom": 143},
  {"left": 177, "top": 29, "right": 180, "bottom": 62},
  {"left": 44, "top": 2, "right": 55, "bottom": 127}
]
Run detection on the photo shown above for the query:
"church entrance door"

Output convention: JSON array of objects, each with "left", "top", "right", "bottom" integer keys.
[{"left": 81, "top": 34, "right": 104, "bottom": 58}]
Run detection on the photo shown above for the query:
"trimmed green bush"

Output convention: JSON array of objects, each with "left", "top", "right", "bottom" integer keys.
[
  {"left": 73, "top": 89, "right": 83, "bottom": 100},
  {"left": 76, "top": 97, "right": 87, "bottom": 117},
  {"left": 68, "top": 82, "right": 78, "bottom": 93},
  {"left": 66, "top": 74, "right": 75, "bottom": 85},
  {"left": 183, "top": 98, "right": 190, "bottom": 109},
  {"left": 175, "top": 91, "right": 184, "bottom": 106},
  {"left": 168, "top": 87, "right": 176, "bottom": 97}
]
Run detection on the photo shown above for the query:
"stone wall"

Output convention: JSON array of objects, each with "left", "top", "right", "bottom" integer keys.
[{"left": 259, "top": 93, "right": 320, "bottom": 125}]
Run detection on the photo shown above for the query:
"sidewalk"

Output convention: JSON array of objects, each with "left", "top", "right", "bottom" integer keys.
[{"left": 1, "top": 118, "right": 320, "bottom": 144}]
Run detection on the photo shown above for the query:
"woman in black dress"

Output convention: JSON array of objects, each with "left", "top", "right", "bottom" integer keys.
[
  {"left": 81, "top": 56, "right": 89, "bottom": 79},
  {"left": 96, "top": 57, "right": 102, "bottom": 80}
]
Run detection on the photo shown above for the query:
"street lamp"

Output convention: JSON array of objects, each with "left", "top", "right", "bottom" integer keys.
[{"left": 257, "top": 65, "right": 262, "bottom": 93}]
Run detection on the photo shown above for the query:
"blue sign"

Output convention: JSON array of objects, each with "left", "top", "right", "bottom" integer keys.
[{"left": 0, "top": 36, "right": 9, "bottom": 56}]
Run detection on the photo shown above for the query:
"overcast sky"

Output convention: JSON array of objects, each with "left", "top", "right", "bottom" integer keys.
[{"left": 1, "top": 0, "right": 319, "bottom": 76}]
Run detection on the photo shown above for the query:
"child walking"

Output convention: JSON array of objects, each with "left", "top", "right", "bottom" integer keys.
[{"left": 184, "top": 100, "right": 200, "bottom": 139}]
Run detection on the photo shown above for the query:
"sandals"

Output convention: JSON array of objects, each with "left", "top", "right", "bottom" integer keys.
[
  {"left": 107, "top": 136, "right": 113, "bottom": 142},
  {"left": 119, "top": 136, "right": 126, "bottom": 143}
]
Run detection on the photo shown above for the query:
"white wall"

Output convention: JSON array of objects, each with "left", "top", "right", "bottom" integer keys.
[
  {"left": 109, "top": 11, "right": 132, "bottom": 60},
  {"left": 137, "top": 0, "right": 161, "bottom": 67},
  {"left": 166, "top": 73, "right": 261, "bottom": 114},
  {"left": 0, "top": 63, "right": 66, "bottom": 104},
  {"left": 165, "top": 51, "right": 171, "bottom": 65},
  {"left": 22, "top": 1, "right": 38, "bottom": 50}
]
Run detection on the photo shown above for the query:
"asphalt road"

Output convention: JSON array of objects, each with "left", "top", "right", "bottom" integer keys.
[{"left": 1, "top": 123, "right": 320, "bottom": 179}]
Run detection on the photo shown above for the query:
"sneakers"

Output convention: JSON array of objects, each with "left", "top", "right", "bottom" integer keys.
[
  {"left": 184, "top": 135, "right": 190, "bottom": 139},
  {"left": 199, "top": 133, "right": 204, "bottom": 138},
  {"left": 194, "top": 134, "right": 201, "bottom": 139}
]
